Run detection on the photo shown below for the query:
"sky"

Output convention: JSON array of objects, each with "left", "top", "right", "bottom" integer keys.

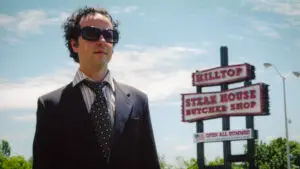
[{"left": 0, "top": 0, "right": 300, "bottom": 166}]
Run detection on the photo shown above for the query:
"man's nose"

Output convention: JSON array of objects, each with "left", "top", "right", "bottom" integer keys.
[
  {"left": 98, "top": 35, "right": 106, "bottom": 42},
  {"left": 96, "top": 35, "right": 106, "bottom": 45}
]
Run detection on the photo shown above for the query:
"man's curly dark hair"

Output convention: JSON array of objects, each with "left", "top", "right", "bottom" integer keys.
[{"left": 62, "top": 6, "right": 120, "bottom": 63}]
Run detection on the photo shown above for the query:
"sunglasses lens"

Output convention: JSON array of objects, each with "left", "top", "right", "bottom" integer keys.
[
  {"left": 81, "top": 27, "right": 119, "bottom": 43},
  {"left": 81, "top": 27, "right": 100, "bottom": 41},
  {"left": 101, "top": 30, "right": 114, "bottom": 43}
]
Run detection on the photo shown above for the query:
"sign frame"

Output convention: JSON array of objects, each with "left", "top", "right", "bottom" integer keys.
[
  {"left": 192, "top": 63, "right": 255, "bottom": 87},
  {"left": 193, "top": 129, "right": 257, "bottom": 143},
  {"left": 181, "top": 83, "right": 269, "bottom": 122}
]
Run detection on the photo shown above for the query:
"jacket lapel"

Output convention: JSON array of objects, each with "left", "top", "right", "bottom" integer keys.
[
  {"left": 70, "top": 83, "right": 89, "bottom": 114},
  {"left": 67, "top": 83, "right": 95, "bottom": 138},
  {"left": 110, "top": 80, "right": 133, "bottom": 147}
]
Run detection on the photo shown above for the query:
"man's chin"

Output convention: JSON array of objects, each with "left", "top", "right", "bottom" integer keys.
[
  {"left": 93, "top": 54, "right": 106, "bottom": 61},
  {"left": 92, "top": 55, "right": 111, "bottom": 66},
  {"left": 95, "top": 59, "right": 109, "bottom": 68}
]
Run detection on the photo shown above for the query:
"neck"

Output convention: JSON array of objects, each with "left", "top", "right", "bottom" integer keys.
[{"left": 79, "top": 65, "right": 108, "bottom": 82}]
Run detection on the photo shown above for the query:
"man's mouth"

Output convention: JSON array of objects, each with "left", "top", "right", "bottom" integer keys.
[{"left": 94, "top": 51, "right": 106, "bottom": 54}]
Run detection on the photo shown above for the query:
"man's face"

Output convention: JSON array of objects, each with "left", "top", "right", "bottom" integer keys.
[{"left": 72, "top": 13, "right": 114, "bottom": 69}]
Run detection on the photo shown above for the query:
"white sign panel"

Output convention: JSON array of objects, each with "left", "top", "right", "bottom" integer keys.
[
  {"left": 194, "top": 129, "right": 254, "bottom": 143},
  {"left": 192, "top": 63, "right": 254, "bottom": 87},
  {"left": 181, "top": 83, "right": 267, "bottom": 122}
]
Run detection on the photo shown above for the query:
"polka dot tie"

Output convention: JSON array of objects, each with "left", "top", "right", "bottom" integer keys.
[{"left": 83, "top": 80, "right": 112, "bottom": 159}]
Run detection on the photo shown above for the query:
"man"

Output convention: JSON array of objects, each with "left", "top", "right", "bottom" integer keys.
[{"left": 32, "top": 6, "right": 160, "bottom": 169}]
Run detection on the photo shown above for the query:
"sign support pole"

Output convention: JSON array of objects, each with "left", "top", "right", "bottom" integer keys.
[
  {"left": 196, "top": 84, "right": 205, "bottom": 168},
  {"left": 245, "top": 80, "right": 256, "bottom": 169},
  {"left": 220, "top": 47, "right": 232, "bottom": 169}
]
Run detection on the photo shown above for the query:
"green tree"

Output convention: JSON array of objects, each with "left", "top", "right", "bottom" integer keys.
[
  {"left": 159, "top": 154, "right": 176, "bottom": 169},
  {"left": 0, "top": 140, "right": 32, "bottom": 169},
  {"left": 207, "top": 157, "right": 243, "bottom": 169},
  {"left": 0, "top": 155, "right": 8, "bottom": 169},
  {"left": 27, "top": 156, "right": 33, "bottom": 169},
  {"left": 0, "top": 140, "right": 11, "bottom": 157},
  {"left": 183, "top": 157, "right": 198, "bottom": 169},
  {"left": 1, "top": 156, "right": 31, "bottom": 169},
  {"left": 207, "top": 156, "right": 223, "bottom": 165},
  {"left": 0, "top": 140, "right": 11, "bottom": 169},
  {"left": 252, "top": 138, "right": 300, "bottom": 169}
]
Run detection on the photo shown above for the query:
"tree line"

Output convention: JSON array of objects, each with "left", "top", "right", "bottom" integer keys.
[
  {"left": 159, "top": 137, "right": 300, "bottom": 169},
  {"left": 0, "top": 140, "right": 32, "bottom": 169},
  {"left": 0, "top": 137, "right": 299, "bottom": 169}
]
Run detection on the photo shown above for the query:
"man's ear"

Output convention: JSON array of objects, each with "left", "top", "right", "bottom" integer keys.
[{"left": 71, "top": 39, "right": 79, "bottom": 53}]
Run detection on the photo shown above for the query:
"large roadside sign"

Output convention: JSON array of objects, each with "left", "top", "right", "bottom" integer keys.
[{"left": 181, "top": 83, "right": 269, "bottom": 122}]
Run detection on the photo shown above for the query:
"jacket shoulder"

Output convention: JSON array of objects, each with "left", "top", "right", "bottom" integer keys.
[
  {"left": 38, "top": 82, "right": 72, "bottom": 105},
  {"left": 117, "top": 82, "right": 149, "bottom": 103}
]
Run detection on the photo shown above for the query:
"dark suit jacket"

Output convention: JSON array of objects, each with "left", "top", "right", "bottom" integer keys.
[{"left": 32, "top": 80, "right": 161, "bottom": 169}]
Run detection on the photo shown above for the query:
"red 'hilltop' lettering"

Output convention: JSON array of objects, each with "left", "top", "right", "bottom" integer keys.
[{"left": 195, "top": 67, "right": 243, "bottom": 82}]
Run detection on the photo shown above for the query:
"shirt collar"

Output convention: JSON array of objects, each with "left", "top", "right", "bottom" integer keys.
[{"left": 72, "top": 69, "right": 115, "bottom": 92}]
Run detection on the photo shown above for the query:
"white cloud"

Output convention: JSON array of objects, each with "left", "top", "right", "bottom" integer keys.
[
  {"left": 0, "top": 68, "right": 75, "bottom": 110},
  {"left": 123, "top": 44, "right": 143, "bottom": 50},
  {"left": 226, "top": 34, "right": 245, "bottom": 41},
  {"left": 2, "top": 36, "right": 23, "bottom": 44},
  {"left": 0, "top": 14, "right": 16, "bottom": 25},
  {"left": 110, "top": 46, "right": 206, "bottom": 102},
  {"left": 0, "top": 45, "right": 207, "bottom": 111},
  {"left": 162, "top": 137, "right": 172, "bottom": 142},
  {"left": 124, "top": 6, "right": 139, "bottom": 13},
  {"left": 111, "top": 6, "right": 139, "bottom": 14},
  {"left": 151, "top": 18, "right": 157, "bottom": 22},
  {"left": 174, "top": 145, "right": 190, "bottom": 151},
  {"left": 152, "top": 101, "right": 181, "bottom": 107},
  {"left": 285, "top": 17, "right": 300, "bottom": 27},
  {"left": 248, "top": 0, "right": 300, "bottom": 16},
  {"left": 110, "top": 46, "right": 206, "bottom": 72},
  {"left": 254, "top": 25, "right": 281, "bottom": 38},
  {"left": 12, "top": 114, "right": 35, "bottom": 122},
  {"left": 0, "top": 132, "right": 30, "bottom": 141},
  {"left": 113, "top": 70, "right": 192, "bottom": 102},
  {"left": 291, "top": 135, "right": 300, "bottom": 141},
  {"left": 244, "top": 0, "right": 300, "bottom": 27},
  {"left": 0, "top": 10, "right": 68, "bottom": 35},
  {"left": 251, "top": 20, "right": 281, "bottom": 39},
  {"left": 266, "top": 135, "right": 276, "bottom": 142},
  {"left": 200, "top": 41, "right": 213, "bottom": 47}
]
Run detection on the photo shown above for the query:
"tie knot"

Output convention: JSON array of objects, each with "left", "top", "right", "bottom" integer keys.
[{"left": 83, "top": 79, "right": 108, "bottom": 95}]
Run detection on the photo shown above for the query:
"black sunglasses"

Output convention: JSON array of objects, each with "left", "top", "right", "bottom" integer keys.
[{"left": 80, "top": 26, "right": 119, "bottom": 43}]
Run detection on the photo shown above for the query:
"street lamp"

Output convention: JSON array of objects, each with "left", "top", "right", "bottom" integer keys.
[
  {"left": 263, "top": 63, "right": 300, "bottom": 169},
  {"left": 293, "top": 71, "right": 300, "bottom": 78}
]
